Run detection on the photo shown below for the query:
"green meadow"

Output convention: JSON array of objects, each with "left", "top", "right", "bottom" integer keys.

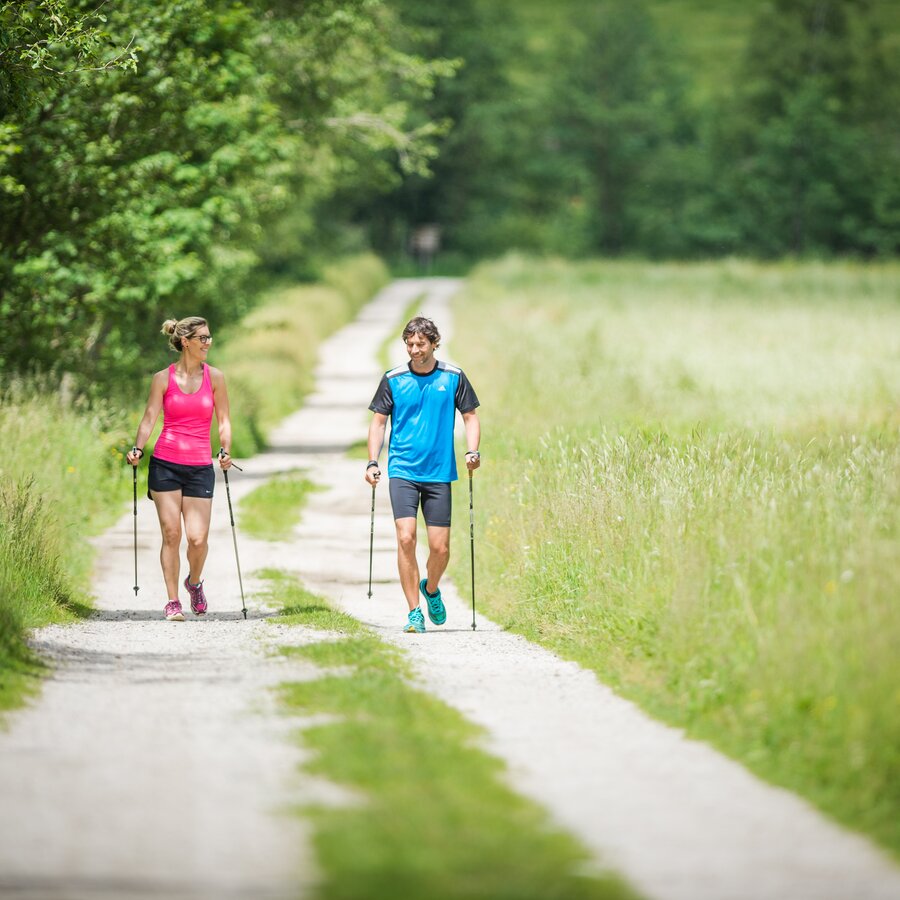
[{"left": 449, "top": 257, "right": 900, "bottom": 854}]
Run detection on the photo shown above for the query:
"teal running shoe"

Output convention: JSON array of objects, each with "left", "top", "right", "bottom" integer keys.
[
  {"left": 419, "top": 579, "right": 446, "bottom": 626},
  {"left": 404, "top": 606, "right": 426, "bottom": 633}
]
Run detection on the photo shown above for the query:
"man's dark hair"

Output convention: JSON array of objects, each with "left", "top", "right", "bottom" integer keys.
[{"left": 402, "top": 316, "right": 441, "bottom": 348}]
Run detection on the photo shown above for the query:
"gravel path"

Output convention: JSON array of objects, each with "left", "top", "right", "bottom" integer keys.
[
  {"left": 1, "top": 278, "right": 899, "bottom": 900},
  {"left": 0, "top": 518, "right": 333, "bottom": 898}
]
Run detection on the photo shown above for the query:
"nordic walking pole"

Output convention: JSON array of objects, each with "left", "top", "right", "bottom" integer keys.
[
  {"left": 469, "top": 469, "right": 476, "bottom": 631},
  {"left": 367, "top": 480, "right": 377, "bottom": 598},
  {"left": 219, "top": 450, "right": 247, "bottom": 619},
  {"left": 131, "top": 447, "right": 139, "bottom": 596}
]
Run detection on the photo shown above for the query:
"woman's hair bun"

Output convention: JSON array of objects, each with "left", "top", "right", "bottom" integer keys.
[{"left": 161, "top": 319, "right": 178, "bottom": 336}]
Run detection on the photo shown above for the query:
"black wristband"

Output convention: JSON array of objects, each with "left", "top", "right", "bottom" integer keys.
[
  {"left": 133, "top": 447, "right": 144, "bottom": 458},
  {"left": 466, "top": 450, "right": 480, "bottom": 458},
  {"left": 366, "top": 460, "right": 380, "bottom": 469}
]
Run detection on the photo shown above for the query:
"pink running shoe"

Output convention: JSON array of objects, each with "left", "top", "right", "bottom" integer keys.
[
  {"left": 165, "top": 599, "right": 185, "bottom": 621},
  {"left": 184, "top": 577, "right": 208, "bottom": 615}
]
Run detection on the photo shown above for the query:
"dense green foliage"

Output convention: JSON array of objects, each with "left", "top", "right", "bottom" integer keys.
[
  {"left": 265, "top": 570, "right": 638, "bottom": 899},
  {"left": 449, "top": 257, "right": 900, "bottom": 854},
  {"left": 0, "top": 0, "right": 448, "bottom": 389}
]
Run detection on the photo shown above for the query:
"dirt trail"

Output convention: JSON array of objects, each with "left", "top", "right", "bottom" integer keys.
[{"left": 1, "top": 278, "right": 898, "bottom": 900}]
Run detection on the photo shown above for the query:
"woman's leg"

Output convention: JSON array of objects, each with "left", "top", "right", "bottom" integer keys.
[
  {"left": 152, "top": 490, "right": 183, "bottom": 600},
  {"left": 182, "top": 497, "right": 213, "bottom": 584}
]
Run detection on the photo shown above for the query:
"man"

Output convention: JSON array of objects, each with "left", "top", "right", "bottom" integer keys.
[{"left": 365, "top": 316, "right": 481, "bottom": 633}]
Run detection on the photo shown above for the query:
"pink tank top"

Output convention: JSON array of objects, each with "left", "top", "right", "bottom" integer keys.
[{"left": 154, "top": 364, "right": 214, "bottom": 466}]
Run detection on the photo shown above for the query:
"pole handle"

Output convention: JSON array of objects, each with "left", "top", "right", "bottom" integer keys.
[{"left": 218, "top": 447, "right": 243, "bottom": 471}]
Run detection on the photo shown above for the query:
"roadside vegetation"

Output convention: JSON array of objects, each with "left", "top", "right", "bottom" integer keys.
[
  {"left": 449, "top": 256, "right": 900, "bottom": 855},
  {"left": 262, "top": 569, "right": 639, "bottom": 900},
  {"left": 0, "top": 389, "right": 127, "bottom": 710},
  {"left": 0, "top": 255, "right": 387, "bottom": 714}
]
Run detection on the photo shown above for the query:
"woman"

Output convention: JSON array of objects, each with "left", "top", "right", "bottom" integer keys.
[{"left": 126, "top": 316, "right": 233, "bottom": 621}]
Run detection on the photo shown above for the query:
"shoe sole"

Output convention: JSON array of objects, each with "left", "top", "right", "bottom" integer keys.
[
  {"left": 192, "top": 608, "right": 207, "bottom": 616},
  {"left": 404, "top": 623, "right": 426, "bottom": 633},
  {"left": 419, "top": 580, "right": 446, "bottom": 626},
  {"left": 166, "top": 613, "right": 185, "bottom": 622}
]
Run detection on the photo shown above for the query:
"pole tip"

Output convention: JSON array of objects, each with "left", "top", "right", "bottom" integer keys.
[
  {"left": 133, "top": 586, "right": 139, "bottom": 595},
  {"left": 242, "top": 608, "right": 247, "bottom": 620}
]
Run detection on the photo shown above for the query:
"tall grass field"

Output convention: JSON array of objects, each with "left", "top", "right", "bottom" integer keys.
[{"left": 449, "top": 256, "right": 900, "bottom": 855}]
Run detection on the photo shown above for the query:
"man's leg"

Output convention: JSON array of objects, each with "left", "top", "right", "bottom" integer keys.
[
  {"left": 152, "top": 489, "right": 183, "bottom": 600},
  {"left": 424, "top": 525, "right": 450, "bottom": 595},
  {"left": 394, "top": 517, "right": 421, "bottom": 611},
  {"left": 421, "top": 482, "right": 452, "bottom": 595}
]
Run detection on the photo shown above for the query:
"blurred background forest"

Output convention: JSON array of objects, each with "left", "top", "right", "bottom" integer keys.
[{"left": 2, "top": 0, "right": 899, "bottom": 392}]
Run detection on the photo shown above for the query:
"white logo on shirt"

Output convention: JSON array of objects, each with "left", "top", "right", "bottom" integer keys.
[{"left": 437, "top": 385, "right": 446, "bottom": 391}]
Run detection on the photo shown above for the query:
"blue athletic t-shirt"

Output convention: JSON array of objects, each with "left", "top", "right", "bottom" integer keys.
[{"left": 369, "top": 360, "right": 479, "bottom": 483}]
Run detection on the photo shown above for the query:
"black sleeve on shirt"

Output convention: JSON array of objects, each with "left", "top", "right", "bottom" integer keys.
[
  {"left": 455, "top": 370, "right": 480, "bottom": 413},
  {"left": 369, "top": 374, "right": 393, "bottom": 415}
]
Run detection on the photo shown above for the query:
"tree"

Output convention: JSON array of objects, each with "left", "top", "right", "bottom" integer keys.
[
  {"left": 716, "top": 0, "right": 900, "bottom": 255},
  {"left": 347, "top": 0, "right": 538, "bottom": 260},
  {"left": 543, "top": 0, "right": 701, "bottom": 256},
  {"left": 0, "top": 0, "right": 137, "bottom": 115},
  {"left": 0, "top": 0, "right": 451, "bottom": 387}
]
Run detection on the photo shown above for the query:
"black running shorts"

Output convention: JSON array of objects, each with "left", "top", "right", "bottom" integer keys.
[
  {"left": 389, "top": 478, "right": 452, "bottom": 527},
  {"left": 148, "top": 455, "right": 215, "bottom": 500}
]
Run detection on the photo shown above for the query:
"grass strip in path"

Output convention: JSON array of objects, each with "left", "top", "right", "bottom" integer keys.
[
  {"left": 238, "top": 471, "right": 321, "bottom": 542},
  {"left": 261, "top": 570, "right": 639, "bottom": 900}
]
